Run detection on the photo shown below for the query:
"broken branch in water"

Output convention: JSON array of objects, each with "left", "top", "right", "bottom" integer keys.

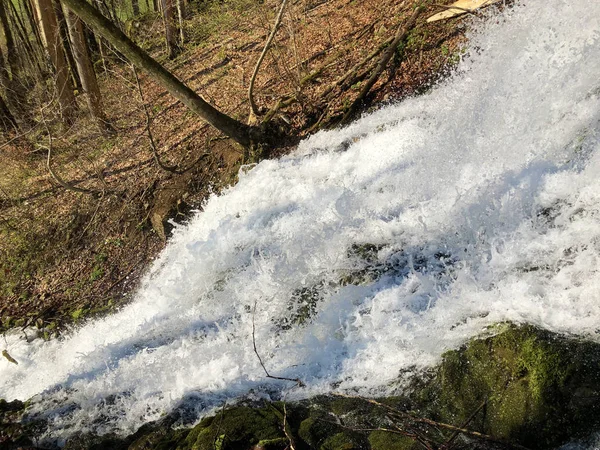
[
  {"left": 2, "top": 349, "right": 18, "bottom": 365},
  {"left": 252, "top": 301, "right": 305, "bottom": 387}
]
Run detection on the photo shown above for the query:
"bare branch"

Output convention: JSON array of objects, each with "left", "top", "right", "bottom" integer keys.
[
  {"left": 252, "top": 301, "right": 305, "bottom": 387},
  {"left": 248, "top": 0, "right": 289, "bottom": 118},
  {"left": 41, "top": 119, "right": 101, "bottom": 196},
  {"left": 331, "top": 393, "right": 530, "bottom": 450},
  {"left": 340, "top": 5, "right": 424, "bottom": 125}
]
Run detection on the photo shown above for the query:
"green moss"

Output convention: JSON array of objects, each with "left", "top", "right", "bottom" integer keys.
[
  {"left": 320, "top": 432, "right": 356, "bottom": 449},
  {"left": 128, "top": 427, "right": 189, "bottom": 450},
  {"left": 255, "top": 437, "right": 287, "bottom": 449},
  {"left": 71, "top": 308, "right": 88, "bottom": 322},
  {"left": 417, "top": 324, "right": 600, "bottom": 448},
  {"left": 183, "top": 406, "right": 285, "bottom": 450},
  {"left": 298, "top": 417, "right": 319, "bottom": 446},
  {"left": 368, "top": 430, "right": 415, "bottom": 450}
]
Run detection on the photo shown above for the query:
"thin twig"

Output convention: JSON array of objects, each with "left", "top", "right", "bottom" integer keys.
[
  {"left": 332, "top": 393, "right": 530, "bottom": 450},
  {"left": 318, "top": 418, "right": 417, "bottom": 439},
  {"left": 73, "top": 191, "right": 105, "bottom": 245},
  {"left": 132, "top": 64, "right": 177, "bottom": 173},
  {"left": 442, "top": 398, "right": 487, "bottom": 449},
  {"left": 283, "top": 402, "right": 296, "bottom": 450},
  {"left": 252, "top": 301, "right": 305, "bottom": 387},
  {"left": 44, "top": 135, "right": 101, "bottom": 196},
  {"left": 132, "top": 64, "right": 210, "bottom": 174},
  {"left": 212, "top": 402, "right": 227, "bottom": 450}
]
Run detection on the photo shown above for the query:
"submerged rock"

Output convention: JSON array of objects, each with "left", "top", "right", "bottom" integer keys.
[{"left": 6, "top": 324, "right": 600, "bottom": 449}]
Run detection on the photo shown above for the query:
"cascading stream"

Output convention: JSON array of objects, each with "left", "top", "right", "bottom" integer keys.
[{"left": 1, "top": 0, "right": 600, "bottom": 443}]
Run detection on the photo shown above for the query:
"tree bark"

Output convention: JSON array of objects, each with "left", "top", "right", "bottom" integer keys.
[
  {"left": 53, "top": 0, "right": 82, "bottom": 91},
  {"left": 248, "top": 0, "right": 288, "bottom": 118},
  {"left": 0, "top": 94, "right": 17, "bottom": 132},
  {"left": 35, "top": 0, "right": 78, "bottom": 122},
  {"left": 25, "top": 0, "right": 46, "bottom": 54},
  {"left": 176, "top": 0, "right": 185, "bottom": 43},
  {"left": 64, "top": 7, "right": 109, "bottom": 129},
  {"left": 0, "top": 45, "right": 25, "bottom": 129},
  {"left": 8, "top": 0, "right": 45, "bottom": 80},
  {"left": 161, "top": 0, "right": 179, "bottom": 58},
  {"left": 0, "top": 0, "right": 19, "bottom": 77},
  {"left": 60, "top": 0, "right": 256, "bottom": 147},
  {"left": 341, "top": 6, "right": 423, "bottom": 125}
]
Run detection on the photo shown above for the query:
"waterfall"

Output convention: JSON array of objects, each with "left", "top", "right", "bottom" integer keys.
[{"left": 1, "top": 0, "right": 599, "bottom": 442}]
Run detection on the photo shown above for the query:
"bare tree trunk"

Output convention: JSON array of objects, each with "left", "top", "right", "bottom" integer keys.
[
  {"left": 0, "top": 94, "right": 17, "bottom": 132},
  {"left": 0, "top": 0, "right": 19, "bottom": 77},
  {"left": 0, "top": 23, "right": 35, "bottom": 128},
  {"left": 64, "top": 7, "right": 110, "bottom": 130},
  {"left": 0, "top": 45, "right": 25, "bottom": 130},
  {"left": 341, "top": 6, "right": 423, "bottom": 125},
  {"left": 53, "top": 0, "right": 82, "bottom": 91},
  {"left": 60, "top": 0, "right": 257, "bottom": 146},
  {"left": 35, "top": 0, "right": 78, "bottom": 123},
  {"left": 176, "top": 0, "right": 185, "bottom": 43},
  {"left": 160, "top": 0, "right": 179, "bottom": 58},
  {"left": 83, "top": 21, "right": 99, "bottom": 55},
  {"left": 8, "top": 0, "right": 46, "bottom": 80},
  {"left": 25, "top": 0, "right": 46, "bottom": 54}
]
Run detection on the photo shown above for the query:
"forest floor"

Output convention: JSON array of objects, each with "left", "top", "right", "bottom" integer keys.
[{"left": 0, "top": 0, "right": 471, "bottom": 337}]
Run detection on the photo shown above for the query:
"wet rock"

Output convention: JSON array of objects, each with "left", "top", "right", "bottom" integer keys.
[
  {"left": 181, "top": 405, "right": 289, "bottom": 450},
  {"left": 0, "top": 400, "right": 36, "bottom": 450},
  {"left": 413, "top": 324, "right": 600, "bottom": 449},
  {"left": 63, "top": 433, "right": 130, "bottom": 450}
]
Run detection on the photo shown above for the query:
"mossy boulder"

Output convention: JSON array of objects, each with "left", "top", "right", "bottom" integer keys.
[
  {"left": 414, "top": 324, "right": 600, "bottom": 449},
  {"left": 181, "top": 405, "right": 289, "bottom": 450},
  {"left": 0, "top": 399, "right": 44, "bottom": 449},
  {"left": 367, "top": 430, "right": 416, "bottom": 450}
]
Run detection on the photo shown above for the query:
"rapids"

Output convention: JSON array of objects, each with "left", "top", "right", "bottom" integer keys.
[{"left": 1, "top": 0, "right": 600, "bottom": 443}]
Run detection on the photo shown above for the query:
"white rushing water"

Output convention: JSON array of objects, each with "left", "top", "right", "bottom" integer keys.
[{"left": 2, "top": 0, "right": 600, "bottom": 442}]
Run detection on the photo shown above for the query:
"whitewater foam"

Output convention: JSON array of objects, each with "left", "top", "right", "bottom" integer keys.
[{"left": 1, "top": 0, "right": 600, "bottom": 441}]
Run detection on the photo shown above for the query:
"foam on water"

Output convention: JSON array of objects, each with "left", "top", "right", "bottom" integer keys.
[{"left": 1, "top": 0, "right": 600, "bottom": 442}]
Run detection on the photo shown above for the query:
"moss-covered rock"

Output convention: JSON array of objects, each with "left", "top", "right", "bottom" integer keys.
[
  {"left": 181, "top": 405, "right": 288, "bottom": 450},
  {"left": 415, "top": 324, "right": 600, "bottom": 449},
  {"left": 320, "top": 432, "right": 356, "bottom": 449},
  {"left": 0, "top": 399, "right": 43, "bottom": 449},
  {"left": 368, "top": 430, "right": 416, "bottom": 450}
]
